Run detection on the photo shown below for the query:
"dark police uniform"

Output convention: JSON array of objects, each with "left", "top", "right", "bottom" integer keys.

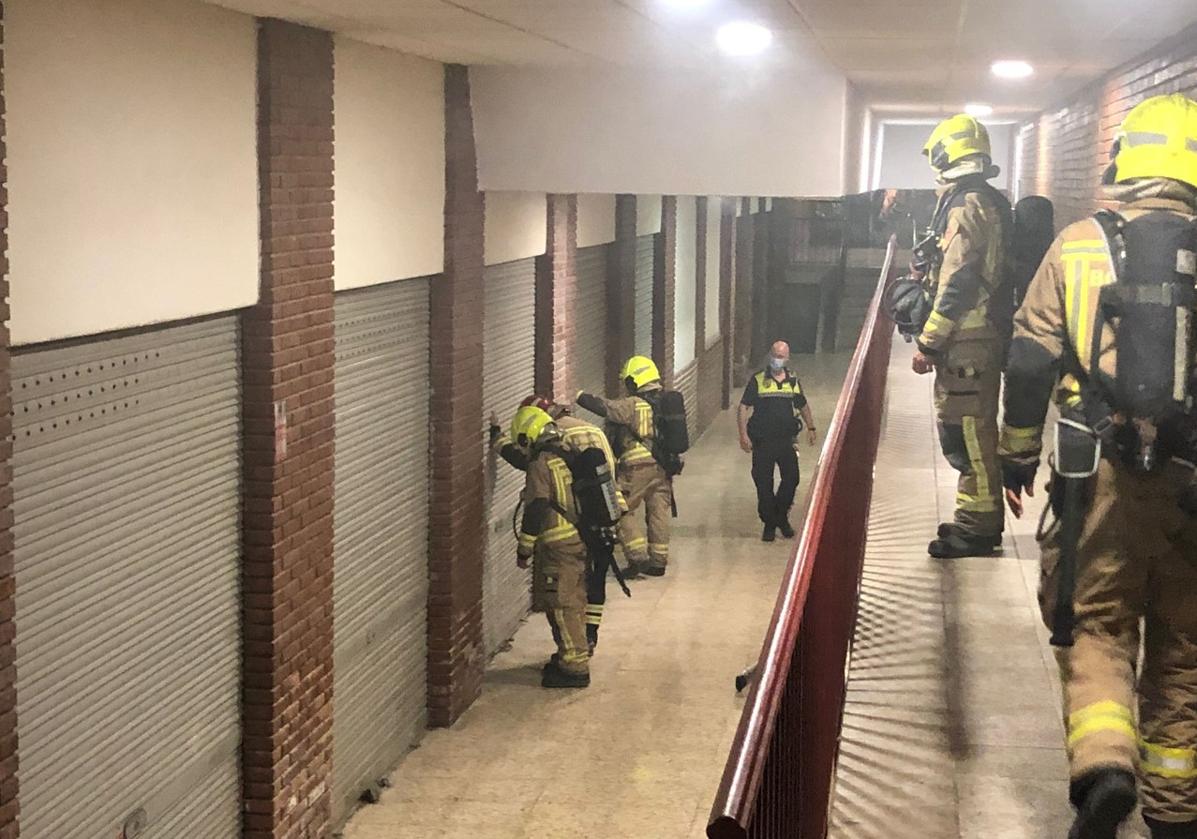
[{"left": 740, "top": 369, "right": 807, "bottom": 528}]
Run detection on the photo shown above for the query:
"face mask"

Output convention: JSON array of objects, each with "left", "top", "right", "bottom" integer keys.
[{"left": 769, "top": 357, "right": 787, "bottom": 371}]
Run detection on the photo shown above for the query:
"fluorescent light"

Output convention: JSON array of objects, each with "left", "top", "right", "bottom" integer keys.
[
  {"left": 965, "top": 103, "right": 994, "bottom": 118},
  {"left": 716, "top": 21, "right": 773, "bottom": 57},
  {"left": 991, "top": 60, "right": 1034, "bottom": 79},
  {"left": 660, "top": 0, "right": 710, "bottom": 7}
]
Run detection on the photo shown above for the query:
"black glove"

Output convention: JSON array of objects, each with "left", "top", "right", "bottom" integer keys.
[
  {"left": 1002, "top": 459, "right": 1039, "bottom": 494},
  {"left": 488, "top": 423, "right": 502, "bottom": 445}
]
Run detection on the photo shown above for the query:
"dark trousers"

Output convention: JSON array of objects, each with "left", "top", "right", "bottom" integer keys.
[{"left": 751, "top": 441, "right": 800, "bottom": 526}]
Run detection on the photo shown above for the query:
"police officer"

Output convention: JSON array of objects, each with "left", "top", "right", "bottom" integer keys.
[
  {"left": 914, "top": 114, "right": 1011, "bottom": 558},
  {"left": 577, "top": 356, "right": 672, "bottom": 577},
  {"left": 1000, "top": 94, "right": 1197, "bottom": 839},
  {"left": 737, "top": 341, "right": 817, "bottom": 542},
  {"left": 510, "top": 403, "right": 625, "bottom": 688},
  {"left": 491, "top": 396, "right": 625, "bottom": 653}
]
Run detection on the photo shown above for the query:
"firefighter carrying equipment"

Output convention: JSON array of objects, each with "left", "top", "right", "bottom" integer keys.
[
  {"left": 620, "top": 355, "right": 662, "bottom": 394},
  {"left": 1104, "top": 94, "right": 1197, "bottom": 191}
]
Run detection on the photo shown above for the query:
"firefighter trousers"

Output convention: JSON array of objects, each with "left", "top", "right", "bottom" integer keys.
[
  {"left": 616, "top": 462, "right": 671, "bottom": 572},
  {"left": 531, "top": 541, "right": 590, "bottom": 675},
  {"left": 932, "top": 343, "right": 1003, "bottom": 538},
  {"left": 1039, "top": 459, "right": 1197, "bottom": 823}
]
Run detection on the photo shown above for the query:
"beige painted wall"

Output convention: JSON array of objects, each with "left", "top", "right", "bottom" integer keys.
[
  {"left": 704, "top": 198, "right": 721, "bottom": 345},
  {"left": 7, "top": 0, "right": 258, "bottom": 345},
  {"left": 636, "top": 195, "right": 662, "bottom": 236},
  {"left": 334, "top": 37, "right": 444, "bottom": 290},
  {"left": 674, "top": 197, "right": 697, "bottom": 369},
  {"left": 577, "top": 194, "right": 616, "bottom": 248},
  {"left": 484, "top": 192, "right": 547, "bottom": 265}
]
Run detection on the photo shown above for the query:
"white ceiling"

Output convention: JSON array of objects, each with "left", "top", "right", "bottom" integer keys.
[{"left": 207, "top": 0, "right": 1197, "bottom": 117}]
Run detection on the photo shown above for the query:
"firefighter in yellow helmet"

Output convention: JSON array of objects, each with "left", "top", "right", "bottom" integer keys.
[
  {"left": 914, "top": 113, "right": 1012, "bottom": 558},
  {"left": 510, "top": 403, "right": 626, "bottom": 688},
  {"left": 576, "top": 356, "right": 673, "bottom": 577},
  {"left": 1000, "top": 94, "right": 1197, "bottom": 838}
]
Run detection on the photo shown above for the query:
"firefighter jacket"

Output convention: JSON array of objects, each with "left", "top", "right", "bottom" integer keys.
[
  {"left": 577, "top": 390, "right": 659, "bottom": 469},
  {"left": 917, "top": 177, "right": 1010, "bottom": 356},
  {"left": 516, "top": 417, "right": 626, "bottom": 559},
  {"left": 998, "top": 179, "right": 1197, "bottom": 467}
]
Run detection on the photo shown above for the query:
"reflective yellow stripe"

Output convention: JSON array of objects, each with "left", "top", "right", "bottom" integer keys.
[
  {"left": 1001, "top": 425, "right": 1042, "bottom": 455},
  {"left": 518, "top": 533, "right": 536, "bottom": 552},
  {"left": 554, "top": 609, "right": 588, "bottom": 666},
  {"left": 959, "top": 307, "right": 989, "bottom": 330},
  {"left": 635, "top": 400, "right": 653, "bottom": 438},
  {"left": 1140, "top": 740, "right": 1197, "bottom": 779},
  {"left": 924, "top": 310, "right": 956, "bottom": 339},
  {"left": 956, "top": 491, "right": 998, "bottom": 512},
  {"left": 1067, "top": 701, "right": 1136, "bottom": 748},
  {"left": 1062, "top": 239, "right": 1106, "bottom": 253},
  {"left": 962, "top": 417, "right": 990, "bottom": 501},
  {"left": 624, "top": 536, "right": 647, "bottom": 550},
  {"left": 648, "top": 542, "right": 669, "bottom": 556}
]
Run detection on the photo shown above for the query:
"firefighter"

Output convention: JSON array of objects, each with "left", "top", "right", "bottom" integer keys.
[
  {"left": 914, "top": 113, "right": 1011, "bottom": 558},
  {"left": 999, "top": 94, "right": 1197, "bottom": 838},
  {"left": 576, "top": 356, "right": 671, "bottom": 577},
  {"left": 737, "top": 340, "right": 818, "bottom": 542},
  {"left": 492, "top": 396, "right": 626, "bottom": 653}
]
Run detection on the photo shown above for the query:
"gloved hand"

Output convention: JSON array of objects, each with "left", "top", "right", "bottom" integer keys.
[
  {"left": 1001, "top": 459, "right": 1039, "bottom": 519},
  {"left": 488, "top": 410, "right": 501, "bottom": 445},
  {"left": 516, "top": 552, "right": 531, "bottom": 570}
]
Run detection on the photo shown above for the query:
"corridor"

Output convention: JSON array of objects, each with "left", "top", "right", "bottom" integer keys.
[{"left": 341, "top": 353, "right": 853, "bottom": 839}]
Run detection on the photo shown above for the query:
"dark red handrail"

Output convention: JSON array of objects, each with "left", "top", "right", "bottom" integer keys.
[{"left": 707, "top": 236, "right": 899, "bottom": 839}]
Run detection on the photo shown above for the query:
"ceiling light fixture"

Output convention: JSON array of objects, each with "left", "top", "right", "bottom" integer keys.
[
  {"left": 716, "top": 21, "right": 773, "bottom": 57},
  {"left": 965, "top": 103, "right": 994, "bottom": 118},
  {"left": 661, "top": 0, "right": 710, "bottom": 8},
  {"left": 991, "top": 60, "right": 1034, "bottom": 79}
]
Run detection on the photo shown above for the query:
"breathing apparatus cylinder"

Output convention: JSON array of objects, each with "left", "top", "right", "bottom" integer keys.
[{"left": 569, "top": 447, "right": 622, "bottom": 529}]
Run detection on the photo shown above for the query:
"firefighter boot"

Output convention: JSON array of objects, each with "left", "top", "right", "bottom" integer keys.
[
  {"left": 1069, "top": 768, "right": 1137, "bottom": 839},
  {"left": 541, "top": 661, "right": 590, "bottom": 689},
  {"left": 937, "top": 522, "right": 1002, "bottom": 544},
  {"left": 928, "top": 532, "right": 1001, "bottom": 558}
]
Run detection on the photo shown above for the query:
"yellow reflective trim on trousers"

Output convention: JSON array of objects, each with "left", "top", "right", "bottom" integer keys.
[
  {"left": 962, "top": 417, "right": 990, "bottom": 501},
  {"left": 648, "top": 541, "right": 669, "bottom": 555},
  {"left": 585, "top": 605, "right": 604, "bottom": 627},
  {"left": 956, "top": 491, "right": 998, "bottom": 512},
  {"left": 1067, "top": 701, "right": 1136, "bottom": 748},
  {"left": 1140, "top": 740, "right": 1197, "bottom": 779},
  {"left": 554, "top": 609, "right": 588, "bottom": 666},
  {"left": 624, "top": 536, "right": 647, "bottom": 550}
]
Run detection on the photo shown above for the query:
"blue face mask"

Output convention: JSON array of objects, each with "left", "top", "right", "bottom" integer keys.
[{"left": 769, "top": 356, "right": 787, "bottom": 371}]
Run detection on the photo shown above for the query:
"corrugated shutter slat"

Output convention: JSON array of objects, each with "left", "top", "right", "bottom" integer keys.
[
  {"left": 574, "top": 245, "right": 609, "bottom": 398},
  {"left": 634, "top": 235, "right": 655, "bottom": 357}
]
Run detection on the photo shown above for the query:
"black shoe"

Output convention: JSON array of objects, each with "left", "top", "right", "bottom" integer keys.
[
  {"left": 778, "top": 519, "right": 796, "bottom": 539},
  {"left": 1069, "top": 768, "right": 1137, "bottom": 839},
  {"left": 622, "top": 561, "right": 644, "bottom": 580},
  {"left": 928, "top": 533, "right": 1001, "bottom": 559},
  {"left": 541, "top": 662, "right": 590, "bottom": 689},
  {"left": 1145, "top": 817, "right": 1197, "bottom": 839},
  {"left": 762, "top": 525, "right": 776, "bottom": 542},
  {"left": 642, "top": 565, "right": 666, "bottom": 577}
]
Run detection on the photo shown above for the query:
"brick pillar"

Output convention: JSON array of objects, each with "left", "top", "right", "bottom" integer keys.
[
  {"left": 535, "top": 194, "right": 577, "bottom": 402},
  {"left": 0, "top": 5, "right": 16, "bottom": 837},
  {"left": 734, "top": 197, "right": 754, "bottom": 381},
  {"left": 242, "top": 18, "right": 336, "bottom": 839},
  {"left": 654, "top": 196, "right": 677, "bottom": 385},
  {"left": 606, "top": 195, "right": 637, "bottom": 396},
  {"left": 694, "top": 196, "right": 708, "bottom": 359},
  {"left": 719, "top": 198, "right": 736, "bottom": 408},
  {"left": 751, "top": 200, "right": 770, "bottom": 362},
  {"left": 428, "top": 64, "right": 485, "bottom": 727}
]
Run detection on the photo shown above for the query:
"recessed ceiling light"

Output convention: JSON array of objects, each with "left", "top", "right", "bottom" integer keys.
[
  {"left": 965, "top": 103, "right": 994, "bottom": 118},
  {"left": 716, "top": 21, "right": 773, "bottom": 57},
  {"left": 991, "top": 60, "right": 1034, "bottom": 79}
]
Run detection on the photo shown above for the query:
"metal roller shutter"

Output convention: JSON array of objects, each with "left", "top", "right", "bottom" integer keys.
[
  {"left": 13, "top": 317, "right": 241, "bottom": 839},
  {"left": 674, "top": 360, "right": 700, "bottom": 445},
  {"left": 634, "top": 234, "right": 655, "bottom": 357},
  {"left": 574, "top": 245, "right": 609, "bottom": 399},
  {"left": 332, "top": 278, "right": 431, "bottom": 823},
  {"left": 482, "top": 258, "right": 537, "bottom": 654}
]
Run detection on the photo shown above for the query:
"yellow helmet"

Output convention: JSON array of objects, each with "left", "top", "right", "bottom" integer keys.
[
  {"left": 1107, "top": 94, "right": 1197, "bottom": 189},
  {"left": 619, "top": 355, "right": 661, "bottom": 393},
  {"left": 923, "top": 114, "right": 992, "bottom": 171},
  {"left": 510, "top": 404, "right": 555, "bottom": 450}
]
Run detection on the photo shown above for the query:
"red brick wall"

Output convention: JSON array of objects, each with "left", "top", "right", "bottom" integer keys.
[
  {"left": 535, "top": 193, "right": 577, "bottom": 402},
  {"left": 606, "top": 195, "right": 637, "bottom": 396},
  {"left": 697, "top": 339, "right": 724, "bottom": 434},
  {"left": 0, "top": 6, "right": 16, "bottom": 837},
  {"left": 654, "top": 196, "right": 677, "bottom": 385},
  {"left": 734, "top": 198, "right": 755, "bottom": 380},
  {"left": 242, "top": 18, "right": 336, "bottom": 839},
  {"left": 427, "top": 64, "right": 486, "bottom": 727},
  {"left": 719, "top": 198, "right": 735, "bottom": 409},
  {"left": 1019, "top": 24, "right": 1197, "bottom": 227},
  {"left": 751, "top": 203, "right": 770, "bottom": 363}
]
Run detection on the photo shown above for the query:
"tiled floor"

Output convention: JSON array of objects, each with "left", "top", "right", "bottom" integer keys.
[
  {"left": 829, "top": 339, "right": 1150, "bottom": 839},
  {"left": 339, "top": 354, "right": 854, "bottom": 839}
]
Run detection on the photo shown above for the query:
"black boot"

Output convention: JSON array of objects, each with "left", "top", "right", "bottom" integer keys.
[
  {"left": 928, "top": 532, "right": 1001, "bottom": 558},
  {"left": 622, "top": 560, "right": 644, "bottom": 580},
  {"left": 1145, "top": 816, "right": 1197, "bottom": 838},
  {"left": 937, "top": 522, "right": 1003, "bottom": 542},
  {"left": 541, "top": 661, "right": 590, "bottom": 689},
  {"left": 1069, "top": 768, "right": 1137, "bottom": 839},
  {"left": 761, "top": 523, "right": 776, "bottom": 542},
  {"left": 586, "top": 624, "right": 598, "bottom": 655},
  {"left": 778, "top": 518, "right": 795, "bottom": 539}
]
